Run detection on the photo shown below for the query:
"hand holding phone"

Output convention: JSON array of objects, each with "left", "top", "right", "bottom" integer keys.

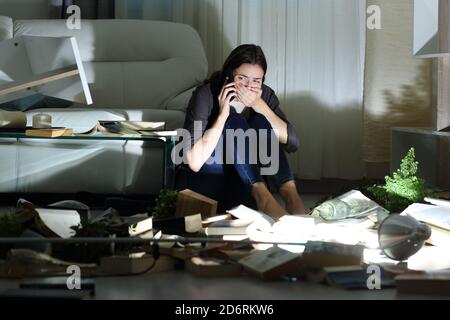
[
  {"left": 225, "top": 77, "right": 246, "bottom": 113},
  {"left": 218, "top": 77, "right": 237, "bottom": 118}
]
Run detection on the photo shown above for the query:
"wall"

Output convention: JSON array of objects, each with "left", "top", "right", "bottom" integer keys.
[
  {"left": 363, "top": 0, "right": 433, "bottom": 176},
  {"left": 0, "top": 0, "right": 50, "bottom": 19}
]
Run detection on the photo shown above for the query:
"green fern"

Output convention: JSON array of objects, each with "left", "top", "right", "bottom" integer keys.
[{"left": 367, "top": 148, "right": 432, "bottom": 213}]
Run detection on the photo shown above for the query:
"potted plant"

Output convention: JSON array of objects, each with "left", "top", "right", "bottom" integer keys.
[{"left": 366, "top": 148, "right": 433, "bottom": 213}]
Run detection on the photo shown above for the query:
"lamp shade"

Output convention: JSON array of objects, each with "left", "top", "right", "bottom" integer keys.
[
  {"left": 414, "top": 0, "right": 450, "bottom": 57},
  {"left": 0, "top": 35, "right": 92, "bottom": 105},
  {"left": 378, "top": 214, "right": 431, "bottom": 261}
]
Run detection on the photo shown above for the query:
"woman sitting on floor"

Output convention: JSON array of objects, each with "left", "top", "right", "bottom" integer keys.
[{"left": 180, "top": 44, "right": 305, "bottom": 219}]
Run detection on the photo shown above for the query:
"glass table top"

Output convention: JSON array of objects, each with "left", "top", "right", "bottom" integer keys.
[{"left": 0, "top": 130, "right": 178, "bottom": 141}]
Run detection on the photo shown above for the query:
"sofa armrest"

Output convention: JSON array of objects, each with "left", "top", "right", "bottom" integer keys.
[{"left": 165, "top": 87, "right": 196, "bottom": 113}]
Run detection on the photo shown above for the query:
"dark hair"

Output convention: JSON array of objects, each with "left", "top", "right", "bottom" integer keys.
[{"left": 208, "top": 44, "right": 267, "bottom": 97}]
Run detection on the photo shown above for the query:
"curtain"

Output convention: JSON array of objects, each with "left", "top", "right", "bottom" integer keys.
[
  {"left": 49, "top": 0, "right": 115, "bottom": 19},
  {"left": 117, "top": 0, "right": 365, "bottom": 180}
]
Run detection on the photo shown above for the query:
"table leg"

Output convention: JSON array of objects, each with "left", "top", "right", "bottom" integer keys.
[{"left": 162, "top": 138, "right": 176, "bottom": 190}]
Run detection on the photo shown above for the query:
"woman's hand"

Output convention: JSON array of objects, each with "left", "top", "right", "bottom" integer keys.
[
  {"left": 218, "top": 80, "right": 237, "bottom": 118},
  {"left": 236, "top": 83, "right": 262, "bottom": 110}
]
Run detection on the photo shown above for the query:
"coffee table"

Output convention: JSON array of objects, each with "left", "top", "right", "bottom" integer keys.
[{"left": 0, "top": 130, "right": 178, "bottom": 190}]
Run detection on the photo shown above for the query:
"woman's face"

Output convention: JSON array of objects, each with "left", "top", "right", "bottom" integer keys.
[{"left": 233, "top": 63, "right": 264, "bottom": 89}]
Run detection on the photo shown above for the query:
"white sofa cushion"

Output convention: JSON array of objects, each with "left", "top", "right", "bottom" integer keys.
[{"left": 165, "top": 87, "right": 196, "bottom": 112}]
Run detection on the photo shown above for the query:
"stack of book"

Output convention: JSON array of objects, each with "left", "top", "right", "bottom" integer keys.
[{"left": 395, "top": 271, "right": 450, "bottom": 296}]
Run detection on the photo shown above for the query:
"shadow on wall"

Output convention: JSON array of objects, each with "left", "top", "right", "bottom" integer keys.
[
  {"left": 274, "top": 94, "right": 364, "bottom": 180},
  {"left": 364, "top": 61, "right": 433, "bottom": 162}
]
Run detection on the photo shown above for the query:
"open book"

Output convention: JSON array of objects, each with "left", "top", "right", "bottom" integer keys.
[
  {"left": 403, "top": 203, "right": 450, "bottom": 231},
  {"left": 402, "top": 203, "right": 450, "bottom": 247},
  {"left": 224, "top": 204, "right": 378, "bottom": 251},
  {"left": 75, "top": 120, "right": 165, "bottom": 136}
]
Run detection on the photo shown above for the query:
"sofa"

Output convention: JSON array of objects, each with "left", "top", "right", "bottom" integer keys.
[{"left": 0, "top": 17, "right": 208, "bottom": 195}]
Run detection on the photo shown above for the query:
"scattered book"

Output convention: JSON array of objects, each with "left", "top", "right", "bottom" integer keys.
[
  {"left": 238, "top": 246, "right": 302, "bottom": 280},
  {"left": 223, "top": 204, "right": 378, "bottom": 250},
  {"left": 185, "top": 256, "right": 242, "bottom": 277},
  {"left": 203, "top": 226, "right": 248, "bottom": 237},
  {"left": 128, "top": 216, "right": 153, "bottom": 238},
  {"left": 34, "top": 208, "right": 80, "bottom": 238},
  {"left": 406, "top": 246, "right": 450, "bottom": 271},
  {"left": 425, "top": 197, "right": 450, "bottom": 209},
  {"left": 75, "top": 120, "right": 165, "bottom": 136},
  {"left": 155, "top": 242, "right": 228, "bottom": 261},
  {"left": 300, "top": 241, "right": 364, "bottom": 269},
  {"left": 322, "top": 265, "right": 395, "bottom": 290},
  {"left": 395, "top": 271, "right": 450, "bottom": 296},
  {"left": 403, "top": 203, "right": 450, "bottom": 247},
  {"left": 16, "top": 198, "right": 38, "bottom": 223},
  {"left": 176, "top": 189, "right": 218, "bottom": 219},
  {"left": 403, "top": 203, "right": 450, "bottom": 231},
  {"left": 158, "top": 246, "right": 195, "bottom": 261},
  {"left": 202, "top": 218, "right": 253, "bottom": 237},
  {"left": 218, "top": 248, "right": 253, "bottom": 263},
  {"left": 153, "top": 213, "right": 203, "bottom": 235},
  {"left": 202, "top": 214, "right": 233, "bottom": 227},
  {"left": 25, "top": 127, "right": 73, "bottom": 137},
  {"left": 227, "top": 205, "right": 275, "bottom": 228}
]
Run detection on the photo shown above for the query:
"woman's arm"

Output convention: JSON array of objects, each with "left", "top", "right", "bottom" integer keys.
[
  {"left": 236, "top": 84, "right": 297, "bottom": 149},
  {"left": 185, "top": 82, "right": 236, "bottom": 172},
  {"left": 186, "top": 112, "right": 227, "bottom": 172},
  {"left": 252, "top": 98, "right": 288, "bottom": 144}
]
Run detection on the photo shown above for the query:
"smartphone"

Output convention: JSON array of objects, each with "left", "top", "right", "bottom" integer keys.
[{"left": 225, "top": 76, "right": 246, "bottom": 113}]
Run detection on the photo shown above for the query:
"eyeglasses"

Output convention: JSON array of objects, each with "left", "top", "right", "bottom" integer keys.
[{"left": 233, "top": 74, "right": 263, "bottom": 88}]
